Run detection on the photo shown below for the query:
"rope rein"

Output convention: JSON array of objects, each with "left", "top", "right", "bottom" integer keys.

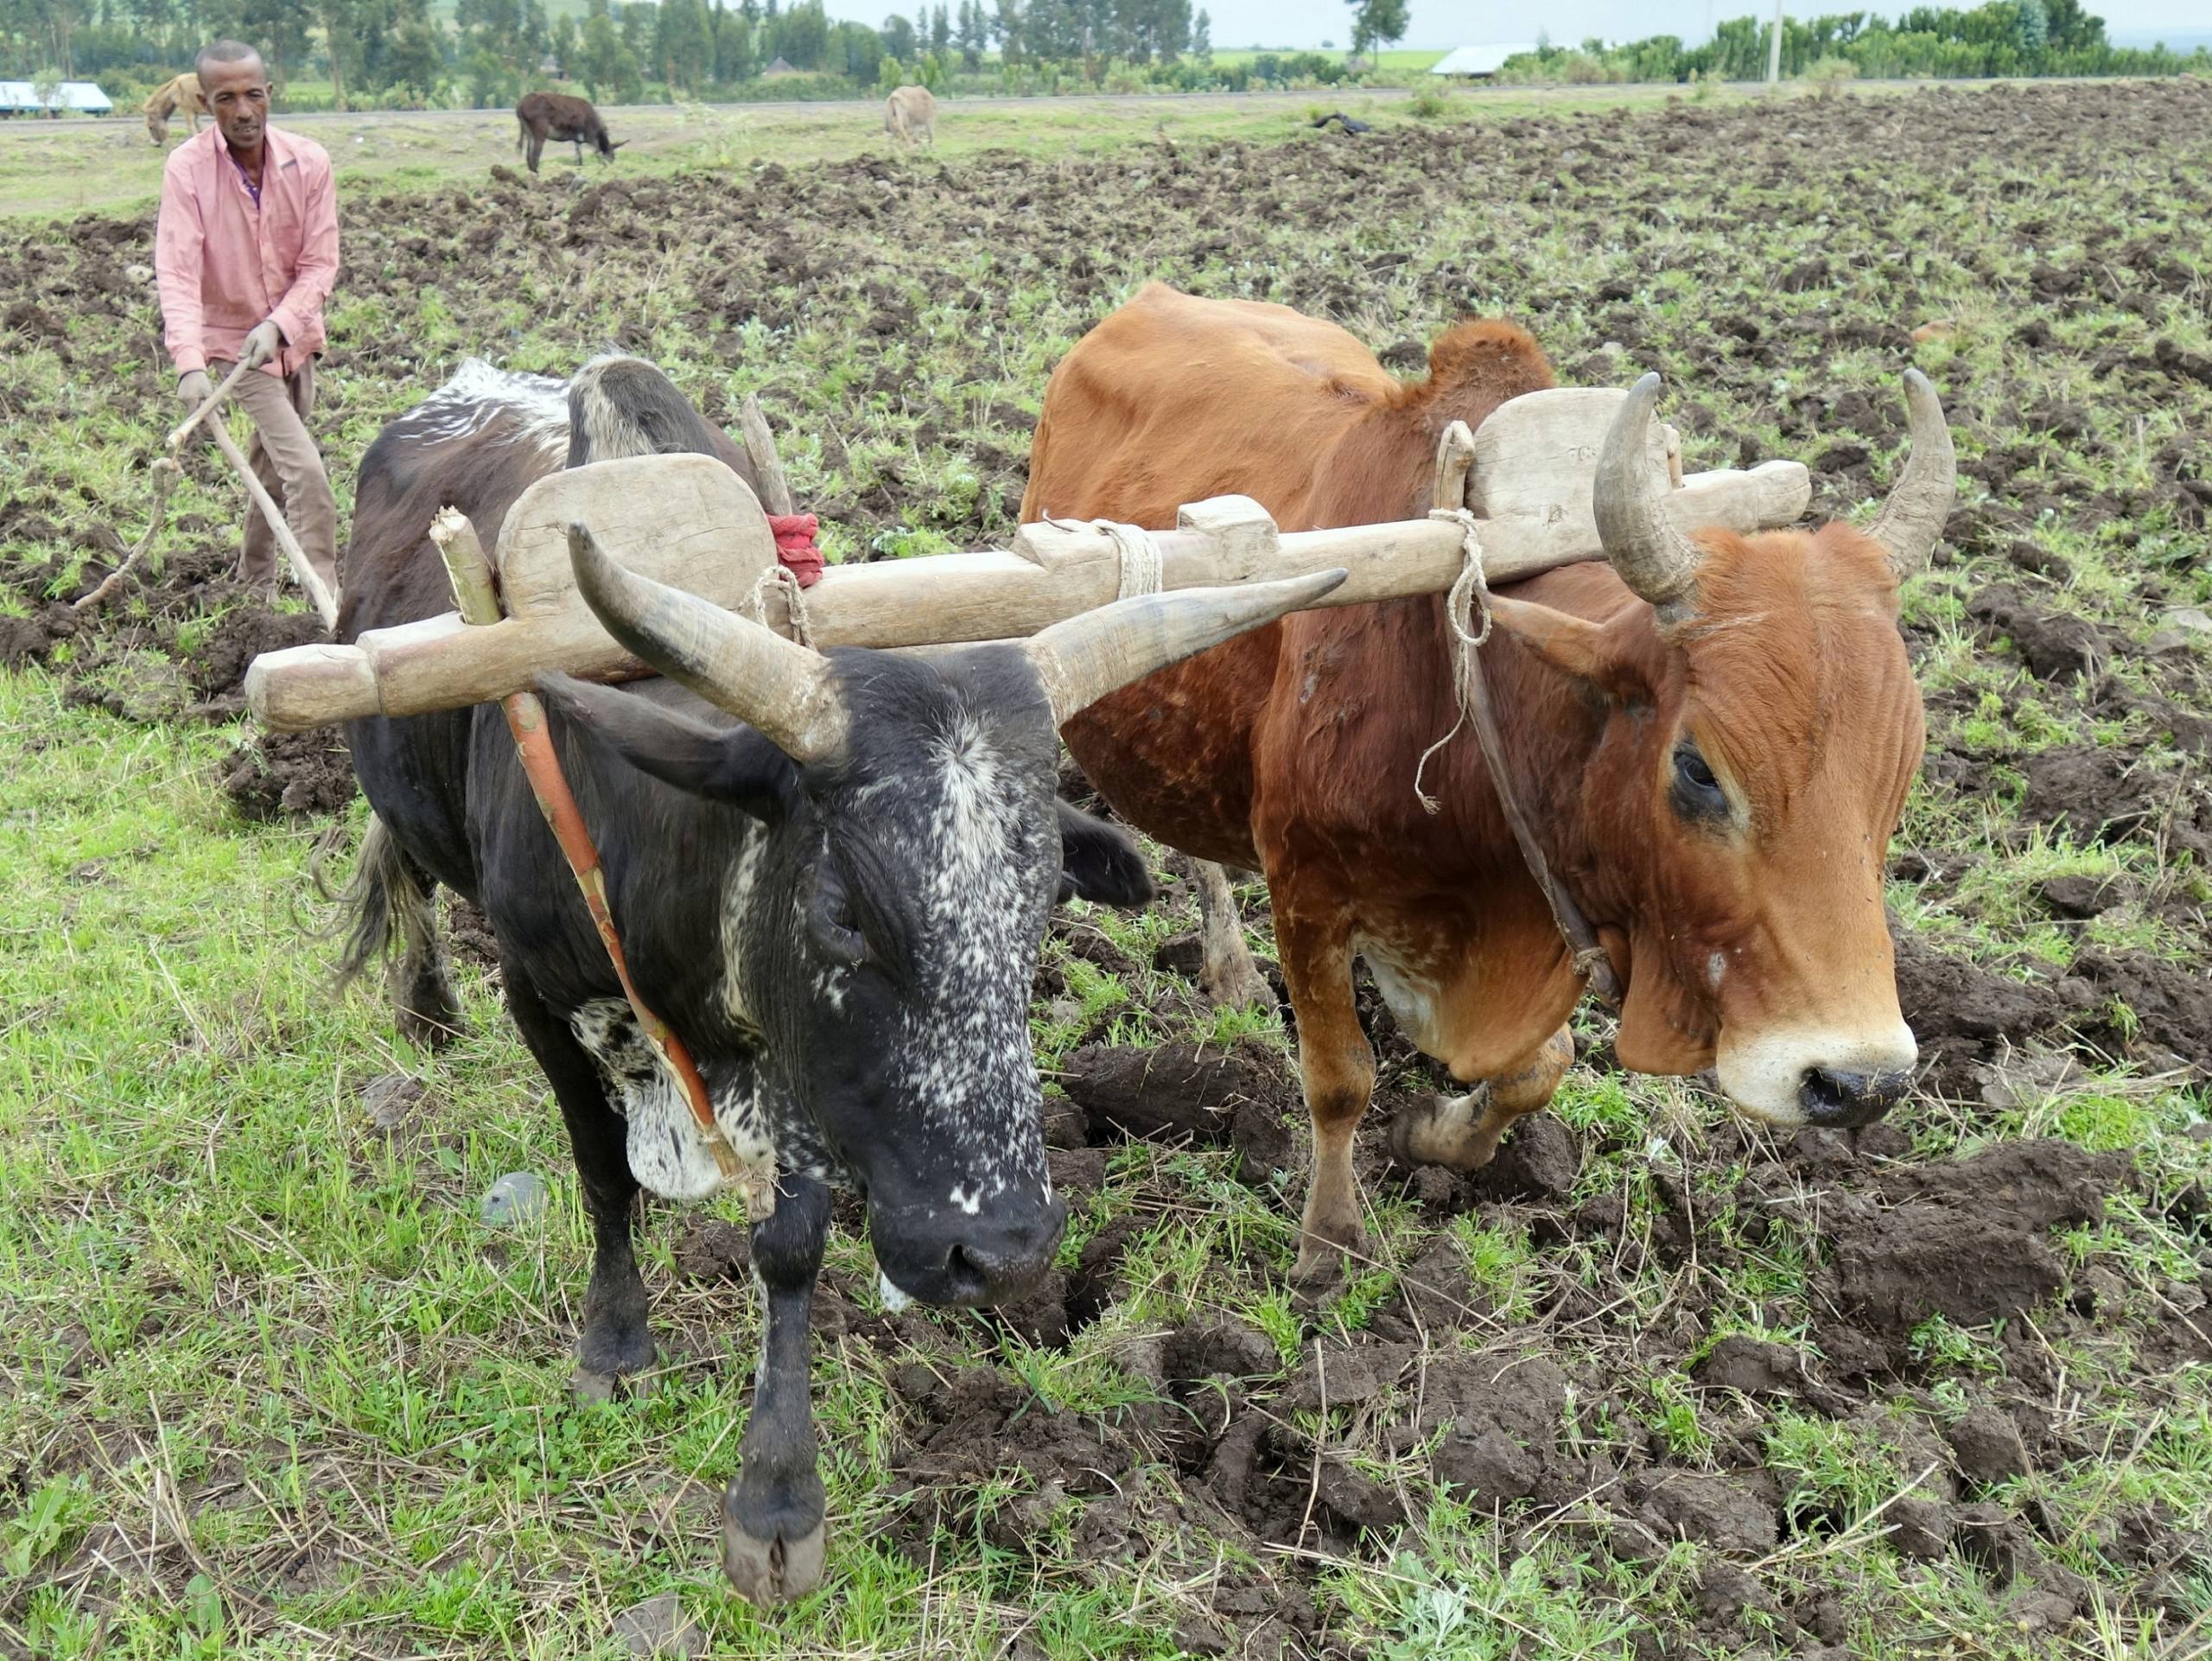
[
  {"left": 1419, "top": 492, "right": 1624, "bottom": 1009},
  {"left": 1412, "top": 506, "right": 1491, "bottom": 815}
]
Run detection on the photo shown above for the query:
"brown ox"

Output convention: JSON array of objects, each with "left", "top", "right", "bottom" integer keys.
[
  {"left": 1025, "top": 282, "right": 1953, "bottom": 1283},
  {"left": 884, "top": 84, "right": 937, "bottom": 148},
  {"left": 143, "top": 73, "right": 205, "bottom": 145},
  {"left": 515, "top": 90, "right": 626, "bottom": 173}
]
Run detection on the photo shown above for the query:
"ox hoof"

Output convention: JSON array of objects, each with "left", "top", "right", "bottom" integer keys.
[
  {"left": 1288, "top": 1234, "right": 1356, "bottom": 1295},
  {"left": 570, "top": 1365, "right": 623, "bottom": 1403},
  {"left": 570, "top": 1336, "right": 656, "bottom": 1403},
  {"left": 1385, "top": 1088, "right": 1508, "bottom": 1174},
  {"left": 396, "top": 1002, "right": 464, "bottom": 1053},
  {"left": 1383, "top": 1096, "right": 1439, "bottom": 1170},
  {"left": 721, "top": 1516, "right": 826, "bottom": 1606},
  {"left": 1203, "top": 963, "right": 1275, "bottom": 1014}
]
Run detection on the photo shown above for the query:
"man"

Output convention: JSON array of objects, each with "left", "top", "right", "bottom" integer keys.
[{"left": 155, "top": 40, "right": 340, "bottom": 603}]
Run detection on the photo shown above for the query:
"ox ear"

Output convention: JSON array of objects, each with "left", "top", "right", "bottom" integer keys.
[
  {"left": 1055, "top": 802, "right": 1155, "bottom": 909},
  {"left": 1486, "top": 595, "right": 1653, "bottom": 704},
  {"left": 535, "top": 674, "right": 793, "bottom": 821}
]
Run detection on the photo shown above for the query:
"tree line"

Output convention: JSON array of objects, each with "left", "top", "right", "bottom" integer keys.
[
  {"left": 1500, "top": 2, "right": 2208, "bottom": 85},
  {"left": 0, "top": 0, "right": 1401, "bottom": 108}
]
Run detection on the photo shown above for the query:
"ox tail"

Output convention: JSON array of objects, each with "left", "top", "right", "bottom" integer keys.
[
  {"left": 316, "top": 814, "right": 463, "bottom": 1047},
  {"left": 317, "top": 814, "right": 431, "bottom": 992}
]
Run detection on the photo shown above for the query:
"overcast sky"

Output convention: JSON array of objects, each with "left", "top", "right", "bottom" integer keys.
[{"left": 858, "top": 1, "right": 2212, "bottom": 52}]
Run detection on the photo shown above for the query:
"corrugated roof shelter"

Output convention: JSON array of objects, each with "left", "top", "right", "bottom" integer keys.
[
  {"left": 0, "top": 80, "right": 115, "bottom": 113},
  {"left": 1430, "top": 44, "right": 1539, "bottom": 77}
]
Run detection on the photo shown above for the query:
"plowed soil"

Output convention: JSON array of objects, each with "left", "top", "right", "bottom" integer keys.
[{"left": 4, "top": 78, "right": 2210, "bottom": 1658}]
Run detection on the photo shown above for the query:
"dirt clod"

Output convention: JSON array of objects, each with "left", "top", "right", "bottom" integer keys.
[
  {"left": 671, "top": 1218, "right": 749, "bottom": 1282},
  {"left": 1640, "top": 1472, "right": 1779, "bottom": 1555},
  {"left": 219, "top": 728, "right": 357, "bottom": 821},
  {"left": 1059, "top": 1041, "right": 1287, "bottom": 1146},
  {"left": 1692, "top": 1334, "right": 1805, "bottom": 1397},
  {"left": 1946, "top": 1403, "right": 2031, "bottom": 1487}
]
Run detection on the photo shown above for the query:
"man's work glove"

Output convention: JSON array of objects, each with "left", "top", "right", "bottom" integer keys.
[
  {"left": 240, "top": 319, "right": 283, "bottom": 370},
  {"left": 176, "top": 368, "right": 213, "bottom": 409}
]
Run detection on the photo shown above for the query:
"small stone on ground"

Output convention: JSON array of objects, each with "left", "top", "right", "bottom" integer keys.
[
  {"left": 611, "top": 1591, "right": 705, "bottom": 1658},
  {"left": 480, "top": 1171, "right": 549, "bottom": 1228}
]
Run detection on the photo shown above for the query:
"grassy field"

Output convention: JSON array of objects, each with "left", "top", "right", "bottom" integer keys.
[{"left": 4, "top": 73, "right": 2212, "bottom": 1661}]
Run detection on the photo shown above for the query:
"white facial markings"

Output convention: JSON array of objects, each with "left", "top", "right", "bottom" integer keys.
[
  {"left": 1707, "top": 951, "right": 1728, "bottom": 992},
  {"left": 886, "top": 713, "right": 1054, "bottom": 1204}
]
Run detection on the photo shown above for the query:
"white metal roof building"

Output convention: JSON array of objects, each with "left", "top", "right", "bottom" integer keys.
[
  {"left": 1430, "top": 44, "right": 1541, "bottom": 77},
  {"left": 0, "top": 80, "right": 116, "bottom": 113}
]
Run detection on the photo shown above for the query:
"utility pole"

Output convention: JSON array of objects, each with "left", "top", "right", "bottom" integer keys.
[{"left": 1767, "top": 0, "right": 1785, "bottom": 84}]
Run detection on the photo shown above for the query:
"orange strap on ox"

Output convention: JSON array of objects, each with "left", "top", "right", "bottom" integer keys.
[{"left": 429, "top": 508, "right": 776, "bottom": 1222}]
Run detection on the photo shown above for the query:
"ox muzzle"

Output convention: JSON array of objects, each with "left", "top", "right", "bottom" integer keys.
[
  {"left": 869, "top": 1188, "right": 1067, "bottom": 1309},
  {"left": 1716, "top": 1021, "right": 1919, "bottom": 1131}
]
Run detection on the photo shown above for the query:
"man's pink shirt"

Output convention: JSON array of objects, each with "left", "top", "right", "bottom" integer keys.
[{"left": 155, "top": 124, "right": 339, "bottom": 379}]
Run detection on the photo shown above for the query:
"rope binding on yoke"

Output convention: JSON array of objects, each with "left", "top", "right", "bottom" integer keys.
[{"left": 1421, "top": 453, "right": 1624, "bottom": 1010}]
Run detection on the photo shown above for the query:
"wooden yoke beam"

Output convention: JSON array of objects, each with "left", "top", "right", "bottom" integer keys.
[{"left": 245, "top": 385, "right": 1811, "bottom": 733}]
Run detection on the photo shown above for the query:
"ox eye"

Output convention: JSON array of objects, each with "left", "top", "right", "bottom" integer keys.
[
  {"left": 1671, "top": 742, "right": 1728, "bottom": 819},
  {"left": 810, "top": 881, "right": 868, "bottom": 967}
]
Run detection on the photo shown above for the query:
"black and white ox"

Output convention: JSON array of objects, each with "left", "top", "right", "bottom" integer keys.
[{"left": 334, "top": 355, "right": 1341, "bottom": 1601}]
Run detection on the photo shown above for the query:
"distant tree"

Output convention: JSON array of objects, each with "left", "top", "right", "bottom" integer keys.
[
  {"left": 830, "top": 16, "right": 880, "bottom": 77},
  {"left": 1192, "top": 4, "right": 1210, "bottom": 60},
  {"left": 320, "top": 0, "right": 357, "bottom": 107},
  {"left": 619, "top": 0, "right": 652, "bottom": 61},
  {"left": 714, "top": 3, "right": 753, "bottom": 78},
  {"left": 2016, "top": 0, "right": 2049, "bottom": 59},
  {"left": 772, "top": 0, "right": 827, "bottom": 67},
  {"left": 957, "top": 0, "right": 984, "bottom": 67},
  {"left": 2042, "top": 0, "right": 2101, "bottom": 50},
  {"left": 1345, "top": 0, "right": 1405, "bottom": 60},
  {"left": 657, "top": 0, "right": 712, "bottom": 92},
  {"left": 219, "top": 0, "right": 315, "bottom": 92},
  {"left": 880, "top": 10, "right": 916, "bottom": 61},
  {"left": 388, "top": 12, "right": 445, "bottom": 97},
  {"left": 991, "top": 0, "right": 1022, "bottom": 62},
  {"left": 550, "top": 10, "right": 576, "bottom": 73},
  {"left": 576, "top": 3, "right": 641, "bottom": 98},
  {"left": 928, "top": 2, "right": 950, "bottom": 54}
]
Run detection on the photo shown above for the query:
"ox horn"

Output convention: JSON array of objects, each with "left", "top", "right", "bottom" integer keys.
[
  {"left": 566, "top": 521, "right": 849, "bottom": 763},
  {"left": 1023, "top": 569, "right": 1349, "bottom": 728},
  {"left": 1867, "top": 368, "right": 1956, "bottom": 581},
  {"left": 1592, "top": 372, "right": 1705, "bottom": 614}
]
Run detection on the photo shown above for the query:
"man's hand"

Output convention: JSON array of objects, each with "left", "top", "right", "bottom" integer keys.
[
  {"left": 176, "top": 368, "right": 213, "bottom": 409},
  {"left": 240, "top": 319, "right": 283, "bottom": 370}
]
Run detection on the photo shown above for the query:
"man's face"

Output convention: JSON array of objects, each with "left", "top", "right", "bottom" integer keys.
[{"left": 202, "top": 56, "right": 269, "bottom": 154}]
